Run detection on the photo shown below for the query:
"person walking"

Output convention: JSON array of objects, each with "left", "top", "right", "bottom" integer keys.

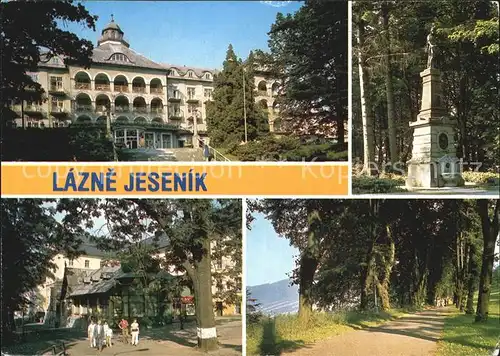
[
  {"left": 87, "top": 319, "right": 96, "bottom": 348},
  {"left": 118, "top": 318, "right": 129, "bottom": 344},
  {"left": 203, "top": 141, "right": 210, "bottom": 162},
  {"left": 94, "top": 320, "right": 105, "bottom": 351},
  {"left": 103, "top": 321, "right": 112, "bottom": 348},
  {"left": 130, "top": 318, "right": 140, "bottom": 346}
]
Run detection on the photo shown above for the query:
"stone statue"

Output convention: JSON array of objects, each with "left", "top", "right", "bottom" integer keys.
[{"left": 426, "top": 25, "right": 436, "bottom": 68}]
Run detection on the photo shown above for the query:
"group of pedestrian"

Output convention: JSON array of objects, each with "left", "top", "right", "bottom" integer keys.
[
  {"left": 87, "top": 319, "right": 113, "bottom": 351},
  {"left": 88, "top": 318, "right": 140, "bottom": 350},
  {"left": 118, "top": 318, "right": 140, "bottom": 346}
]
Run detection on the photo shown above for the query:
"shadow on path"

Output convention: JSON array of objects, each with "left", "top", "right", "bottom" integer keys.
[{"left": 259, "top": 318, "right": 307, "bottom": 355}]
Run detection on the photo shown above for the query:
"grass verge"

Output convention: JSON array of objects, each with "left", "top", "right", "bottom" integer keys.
[
  {"left": 436, "top": 277, "right": 500, "bottom": 356},
  {"left": 246, "top": 308, "right": 414, "bottom": 355}
]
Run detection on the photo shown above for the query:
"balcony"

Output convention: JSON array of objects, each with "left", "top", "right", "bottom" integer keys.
[
  {"left": 74, "top": 82, "right": 91, "bottom": 90},
  {"left": 186, "top": 96, "right": 199, "bottom": 104},
  {"left": 24, "top": 105, "right": 45, "bottom": 115},
  {"left": 132, "top": 106, "right": 148, "bottom": 114},
  {"left": 114, "top": 85, "right": 129, "bottom": 93},
  {"left": 95, "top": 83, "right": 110, "bottom": 91},
  {"left": 257, "top": 90, "right": 268, "bottom": 97},
  {"left": 132, "top": 86, "right": 146, "bottom": 94},
  {"left": 114, "top": 105, "right": 130, "bottom": 113},
  {"left": 48, "top": 85, "right": 66, "bottom": 96},
  {"left": 95, "top": 105, "right": 111, "bottom": 113},
  {"left": 168, "top": 95, "right": 181, "bottom": 102},
  {"left": 150, "top": 107, "right": 163, "bottom": 114},
  {"left": 75, "top": 104, "right": 93, "bottom": 113},
  {"left": 150, "top": 87, "right": 163, "bottom": 94},
  {"left": 50, "top": 106, "right": 69, "bottom": 116},
  {"left": 168, "top": 111, "right": 184, "bottom": 120}
]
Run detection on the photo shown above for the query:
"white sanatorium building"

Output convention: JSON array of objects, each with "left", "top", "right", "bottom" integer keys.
[{"left": 9, "top": 17, "right": 282, "bottom": 154}]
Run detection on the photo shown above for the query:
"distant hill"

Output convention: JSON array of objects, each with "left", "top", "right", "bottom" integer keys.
[{"left": 247, "top": 278, "right": 299, "bottom": 316}]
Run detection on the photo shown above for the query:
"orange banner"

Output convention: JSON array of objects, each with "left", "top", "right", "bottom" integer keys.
[{"left": 0, "top": 163, "right": 348, "bottom": 196}]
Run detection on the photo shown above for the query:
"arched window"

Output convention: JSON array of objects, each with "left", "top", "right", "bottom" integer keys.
[
  {"left": 205, "top": 73, "right": 211, "bottom": 80},
  {"left": 110, "top": 53, "right": 130, "bottom": 62}
]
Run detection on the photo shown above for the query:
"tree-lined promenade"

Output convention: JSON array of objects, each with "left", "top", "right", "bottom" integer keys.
[{"left": 247, "top": 199, "right": 500, "bottom": 355}]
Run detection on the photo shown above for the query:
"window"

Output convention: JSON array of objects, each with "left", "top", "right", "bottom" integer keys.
[
  {"left": 216, "top": 256, "right": 223, "bottom": 270},
  {"left": 187, "top": 88, "right": 195, "bottom": 99},
  {"left": 51, "top": 57, "right": 60, "bottom": 64},
  {"left": 204, "top": 89, "right": 213, "bottom": 100},
  {"left": 84, "top": 260, "right": 90, "bottom": 268},
  {"left": 110, "top": 53, "right": 129, "bottom": 62},
  {"left": 50, "top": 76, "right": 63, "bottom": 90},
  {"left": 68, "top": 259, "right": 74, "bottom": 267},
  {"left": 205, "top": 73, "right": 211, "bottom": 80},
  {"left": 51, "top": 96, "right": 64, "bottom": 111},
  {"left": 187, "top": 71, "right": 193, "bottom": 78},
  {"left": 113, "top": 129, "right": 139, "bottom": 149},
  {"left": 187, "top": 104, "right": 197, "bottom": 115}
]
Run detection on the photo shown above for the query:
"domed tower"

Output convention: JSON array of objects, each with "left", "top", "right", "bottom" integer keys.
[{"left": 97, "top": 15, "right": 130, "bottom": 48}]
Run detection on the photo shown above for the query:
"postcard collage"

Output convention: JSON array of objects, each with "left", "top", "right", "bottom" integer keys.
[{"left": 1, "top": 1, "right": 499, "bottom": 356}]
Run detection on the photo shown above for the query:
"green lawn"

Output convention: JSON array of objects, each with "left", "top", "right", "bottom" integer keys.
[
  {"left": 246, "top": 308, "right": 412, "bottom": 355},
  {"left": 437, "top": 278, "right": 500, "bottom": 356}
]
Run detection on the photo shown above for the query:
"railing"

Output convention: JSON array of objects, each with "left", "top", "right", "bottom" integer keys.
[
  {"left": 50, "top": 106, "right": 67, "bottom": 113},
  {"left": 49, "top": 85, "right": 65, "bottom": 92},
  {"left": 150, "top": 87, "right": 163, "bottom": 94},
  {"left": 75, "top": 104, "right": 93, "bottom": 112},
  {"left": 24, "top": 105, "right": 43, "bottom": 112},
  {"left": 151, "top": 107, "right": 163, "bottom": 114},
  {"left": 257, "top": 90, "right": 268, "bottom": 97},
  {"left": 75, "top": 82, "right": 91, "bottom": 90},
  {"left": 169, "top": 111, "right": 184, "bottom": 119},
  {"left": 114, "top": 84, "right": 128, "bottom": 92},
  {"left": 132, "top": 86, "right": 146, "bottom": 93},
  {"left": 95, "top": 105, "right": 110, "bottom": 113},
  {"left": 133, "top": 106, "right": 148, "bottom": 113},
  {"left": 95, "top": 83, "right": 110, "bottom": 91},
  {"left": 198, "top": 138, "right": 231, "bottom": 162},
  {"left": 40, "top": 341, "right": 67, "bottom": 355},
  {"left": 186, "top": 96, "right": 199, "bottom": 102},
  {"left": 114, "top": 105, "right": 130, "bottom": 113}
]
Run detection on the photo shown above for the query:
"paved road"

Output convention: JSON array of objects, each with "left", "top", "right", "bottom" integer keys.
[
  {"left": 286, "top": 308, "right": 451, "bottom": 356},
  {"left": 63, "top": 320, "right": 242, "bottom": 356}
]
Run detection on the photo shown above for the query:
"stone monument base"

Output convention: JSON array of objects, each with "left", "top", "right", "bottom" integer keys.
[{"left": 406, "top": 161, "right": 464, "bottom": 188}]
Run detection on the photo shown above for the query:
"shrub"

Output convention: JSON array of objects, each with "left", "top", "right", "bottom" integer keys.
[
  {"left": 1, "top": 127, "right": 114, "bottom": 161},
  {"left": 352, "top": 176, "right": 407, "bottom": 194},
  {"left": 230, "top": 135, "right": 348, "bottom": 161},
  {"left": 462, "top": 171, "right": 500, "bottom": 185}
]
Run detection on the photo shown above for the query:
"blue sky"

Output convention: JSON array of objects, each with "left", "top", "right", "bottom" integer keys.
[
  {"left": 62, "top": 1, "right": 303, "bottom": 69},
  {"left": 246, "top": 211, "right": 299, "bottom": 287}
]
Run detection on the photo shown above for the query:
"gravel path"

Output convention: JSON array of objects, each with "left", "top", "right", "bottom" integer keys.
[{"left": 286, "top": 308, "right": 451, "bottom": 356}]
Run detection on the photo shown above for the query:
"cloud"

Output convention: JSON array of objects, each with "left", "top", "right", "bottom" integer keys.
[{"left": 260, "top": 1, "right": 292, "bottom": 8}]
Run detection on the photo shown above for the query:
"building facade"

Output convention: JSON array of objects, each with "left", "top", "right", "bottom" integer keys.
[{"left": 10, "top": 17, "right": 281, "bottom": 151}]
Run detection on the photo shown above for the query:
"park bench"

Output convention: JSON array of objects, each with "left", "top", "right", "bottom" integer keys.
[{"left": 40, "top": 342, "right": 66, "bottom": 356}]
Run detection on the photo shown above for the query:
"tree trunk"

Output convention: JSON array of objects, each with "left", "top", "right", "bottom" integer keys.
[
  {"left": 465, "top": 241, "right": 478, "bottom": 314},
  {"left": 298, "top": 204, "right": 321, "bottom": 321},
  {"left": 455, "top": 232, "right": 466, "bottom": 311},
  {"left": 185, "top": 238, "right": 218, "bottom": 351},
  {"left": 377, "top": 224, "right": 395, "bottom": 311},
  {"left": 357, "top": 18, "right": 376, "bottom": 175},
  {"left": 381, "top": 2, "right": 398, "bottom": 167},
  {"left": 475, "top": 200, "right": 500, "bottom": 322}
]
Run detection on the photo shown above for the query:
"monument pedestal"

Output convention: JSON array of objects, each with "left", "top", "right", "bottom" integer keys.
[{"left": 406, "top": 68, "right": 464, "bottom": 188}]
